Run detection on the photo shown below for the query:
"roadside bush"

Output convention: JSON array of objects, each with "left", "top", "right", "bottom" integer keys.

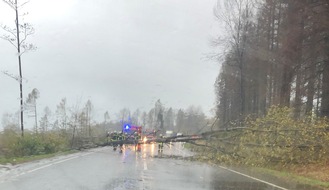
[
  {"left": 238, "top": 106, "right": 329, "bottom": 166},
  {"left": 0, "top": 129, "right": 21, "bottom": 158},
  {"left": 15, "top": 134, "right": 44, "bottom": 156},
  {"left": 195, "top": 106, "right": 329, "bottom": 167},
  {"left": 0, "top": 130, "right": 70, "bottom": 159},
  {"left": 42, "top": 133, "right": 69, "bottom": 154}
]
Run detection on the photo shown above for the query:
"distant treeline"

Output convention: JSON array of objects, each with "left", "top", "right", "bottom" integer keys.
[{"left": 0, "top": 98, "right": 209, "bottom": 158}]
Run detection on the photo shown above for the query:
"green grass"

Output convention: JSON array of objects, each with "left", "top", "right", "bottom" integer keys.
[
  {"left": 185, "top": 142, "right": 329, "bottom": 189},
  {"left": 254, "top": 167, "right": 329, "bottom": 190},
  {"left": 0, "top": 150, "right": 78, "bottom": 165}
]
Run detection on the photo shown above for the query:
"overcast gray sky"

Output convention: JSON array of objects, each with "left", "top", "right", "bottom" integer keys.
[{"left": 0, "top": 0, "right": 220, "bottom": 128}]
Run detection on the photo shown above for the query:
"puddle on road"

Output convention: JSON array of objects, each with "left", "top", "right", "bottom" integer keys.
[
  {"left": 151, "top": 155, "right": 323, "bottom": 190},
  {"left": 126, "top": 145, "right": 324, "bottom": 190},
  {"left": 152, "top": 154, "right": 195, "bottom": 161},
  {"left": 104, "top": 177, "right": 141, "bottom": 190}
]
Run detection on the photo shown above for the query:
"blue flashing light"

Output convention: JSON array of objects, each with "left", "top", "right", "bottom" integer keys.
[{"left": 125, "top": 124, "right": 130, "bottom": 130}]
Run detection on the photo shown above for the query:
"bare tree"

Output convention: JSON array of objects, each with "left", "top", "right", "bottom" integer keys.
[
  {"left": 1, "top": 0, "right": 36, "bottom": 136},
  {"left": 85, "top": 100, "right": 93, "bottom": 137},
  {"left": 56, "top": 98, "right": 68, "bottom": 131},
  {"left": 103, "top": 111, "right": 110, "bottom": 124},
  {"left": 1, "top": 112, "right": 20, "bottom": 131},
  {"left": 117, "top": 108, "right": 131, "bottom": 131},
  {"left": 25, "top": 88, "right": 39, "bottom": 133},
  {"left": 155, "top": 99, "right": 164, "bottom": 129},
  {"left": 214, "top": 0, "right": 255, "bottom": 117},
  {"left": 164, "top": 108, "right": 174, "bottom": 130},
  {"left": 141, "top": 111, "right": 147, "bottom": 128},
  {"left": 132, "top": 109, "right": 141, "bottom": 125},
  {"left": 147, "top": 109, "right": 155, "bottom": 129},
  {"left": 39, "top": 106, "right": 51, "bottom": 133}
]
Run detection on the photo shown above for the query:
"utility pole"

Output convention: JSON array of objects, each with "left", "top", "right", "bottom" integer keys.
[{"left": 14, "top": 0, "right": 25, "bottom": 136}]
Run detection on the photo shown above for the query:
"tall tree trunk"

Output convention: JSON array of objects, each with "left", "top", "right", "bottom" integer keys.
[
  {"left": 294, "top": 12, "right": 305, "bottom": 118},
  {"left": 316, "top": 0, "right": 329, "bottom": 117},
  {"left": 240, "top": 62, "right": 246, "bottom": 116},
  {"left": 279, "top": 69, "right": 292, "bottom": 106},
  {"left": 320, "top": 62, "right": 329, "bottom": 117},
  {"left": 294, "top": 70, "right": 302, "bottom": 118},
  {"left": 305, "top": 37, "right": 316, "bottom": 115},
  {"left": 305, "top": 63, "right": 316, "bottom": 114}
]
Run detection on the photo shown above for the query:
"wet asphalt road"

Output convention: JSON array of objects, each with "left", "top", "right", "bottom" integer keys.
[{"left": 0, "top": 143, "right": 318, "bottom": 190}]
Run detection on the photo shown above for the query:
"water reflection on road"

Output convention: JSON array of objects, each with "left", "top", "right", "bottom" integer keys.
[
  {"left": 141, "top": 143, "right": 322, "bottom": 190},
  {"left": 0, "top": 143, "right": 323, "bottom": 190}
]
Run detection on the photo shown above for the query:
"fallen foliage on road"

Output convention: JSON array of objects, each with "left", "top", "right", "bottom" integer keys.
[{"left": 188, "top": 106, "right": 329, "bottom": 188}]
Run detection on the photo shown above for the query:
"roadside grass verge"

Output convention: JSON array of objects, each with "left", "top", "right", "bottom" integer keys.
[
  {"left": 184, "top": 142, "right": 329, "bottom": 190},
  {"left": 0, "top": 149, "right": 78, "bottom": 165},
  {"left": 254, "top": 167, "right": 329, "bottom": 190}
]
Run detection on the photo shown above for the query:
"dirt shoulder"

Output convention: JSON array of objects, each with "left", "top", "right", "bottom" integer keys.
[{"left": 251, "top": 165, "right": 329, "bottom": 190}]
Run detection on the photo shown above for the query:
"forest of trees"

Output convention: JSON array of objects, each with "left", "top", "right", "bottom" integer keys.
[
  {"left": 214, "top": 0, "right": 329, "bottom": 127},
  {"left": 0, "top": 96, "right": 207, "bottom": 157}
]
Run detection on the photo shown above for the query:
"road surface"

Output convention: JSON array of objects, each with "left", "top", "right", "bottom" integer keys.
[{"left": 0, "top": 143, "right": 319, "bottom": 190}]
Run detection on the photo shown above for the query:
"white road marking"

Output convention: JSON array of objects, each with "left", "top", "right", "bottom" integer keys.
[
  {"left": 217, "top": 165, "right": 289, "bottom": 190},
  {"left": 24, "top": 156, "right": 79, "bottom": 174},
  {"left": 5, "top": 152, "right": 95, "bottom": 181},
  {"left": 143, "top": 160, "right": 148, "bottom": 170}
]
